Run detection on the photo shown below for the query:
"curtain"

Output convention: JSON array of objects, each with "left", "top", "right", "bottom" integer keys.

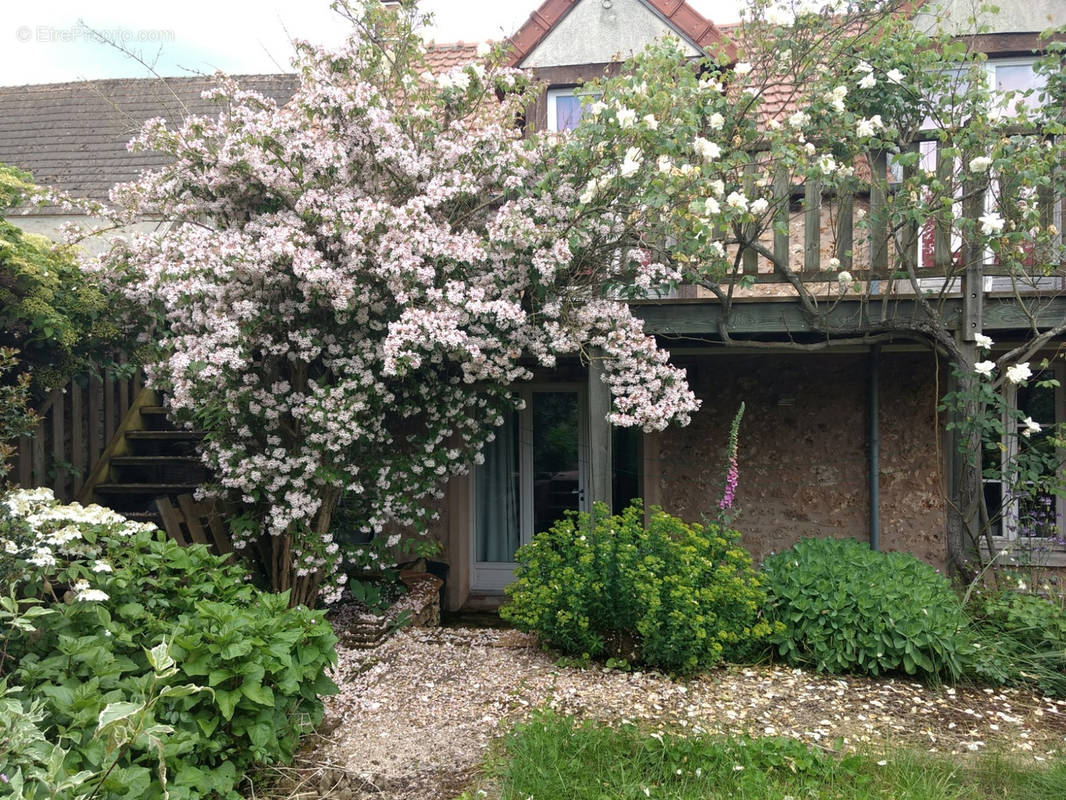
[{"left": 475, "top": 409, "right": 520, "bottom": 562}]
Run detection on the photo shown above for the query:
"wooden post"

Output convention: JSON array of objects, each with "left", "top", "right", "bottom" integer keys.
[
  {"left": 935, "top": 144, "right": 953, "bottom": 270},
  {"left": 870, "top": 150, "right": 889, "bottom": 273},
  {"left": 743, "top": 160, "right": 758, "bottom": 275},
  {"left": 104, "top": 370, "right": 116, "bottom": 446},
  {"left": 71, "top": 382, "right": 84, "bottom": 494},
  {"left": 17, "top": 436, "right": 31, "bottom": 488},
  {"left": 587, "top": 347, "right": 612, "bottom": 513},
  {"left": 804, "top": 178, "right": 821, "bottom": 272},
  {"left": 50, "top": 389, "right": 64, "bottom": 497},
  {"left": 89, "top": 376, "right": 103, "bottom": 467},
  {"left": 902, "top": 143, "right": 920, "bottom": 275},
  {"left": 960, "top": 152, "right": 984, "bottom": 341},
  {"left": 836, "top": 180, "right": 854, "bottom": 270},
  {"left": 773, "top": 166, "right": 790, "bottom": 271}
]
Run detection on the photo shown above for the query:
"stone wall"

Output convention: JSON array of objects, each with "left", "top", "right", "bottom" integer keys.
[{"left": 653, "top": 350, "right": 948, "bottom": 569}]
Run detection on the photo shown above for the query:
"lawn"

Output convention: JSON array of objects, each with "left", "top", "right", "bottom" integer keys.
[{"left": 466, "top": 711, "right": 1066, "bottom": 800}]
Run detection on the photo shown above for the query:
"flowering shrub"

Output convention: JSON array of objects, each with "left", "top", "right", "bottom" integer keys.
[
  {"left": 0, "top": 489, "right": 337, "bottom": 799},
  {"left": 97, "top": 0, "right": 702, "bottom": 606},
  {"left": 501, "top": 503, "right": 773, "bottom": 673},
  {"left": 0, "top": 164, "right": 126, "bottom": 397},
  {"left": 761, "top": 538, "right": 971, "bottom": 679}
]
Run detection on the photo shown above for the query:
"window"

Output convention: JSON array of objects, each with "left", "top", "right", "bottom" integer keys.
[
  {"left": 471, "top": 386, "right": 587, "bottom": 592},
  {"left": 984, "top": 364, "right": 1064, "bottom": 552},
  {"left": 547, "top": 87, "right": 601, "bottom": 132},
  {"left": 990, "top": 59, "right": 1047, "bottom": 114}
]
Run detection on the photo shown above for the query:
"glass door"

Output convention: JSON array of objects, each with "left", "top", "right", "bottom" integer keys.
[{"left": 471, "top": 387, "right": 586, "bottom": 593}]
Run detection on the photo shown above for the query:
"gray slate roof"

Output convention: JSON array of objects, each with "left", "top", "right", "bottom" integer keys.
[{"left": 0, "top": 74, "right": 299, "bottom": 212}]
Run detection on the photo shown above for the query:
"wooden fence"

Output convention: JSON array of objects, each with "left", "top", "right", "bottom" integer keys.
[{"left": 11, "top": 361, "right": 141, "bottom": 503}]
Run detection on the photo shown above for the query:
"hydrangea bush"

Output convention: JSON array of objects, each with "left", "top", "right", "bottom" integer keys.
[{"left": 0, "top": 489, "right": 337, "bottom": 799}]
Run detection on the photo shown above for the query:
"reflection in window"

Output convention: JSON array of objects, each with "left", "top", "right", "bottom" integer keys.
[{"left": 547, "top": 88, "right": 602, "bottom": 132}]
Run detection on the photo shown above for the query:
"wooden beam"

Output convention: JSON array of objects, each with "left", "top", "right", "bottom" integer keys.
[{"left": 633, "top": 296, "right": 1066, "bottom": 337}]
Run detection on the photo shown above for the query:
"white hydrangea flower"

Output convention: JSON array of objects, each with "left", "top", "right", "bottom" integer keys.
[{"left": 969, "top": 156, "right": 993, "bottom": 173}]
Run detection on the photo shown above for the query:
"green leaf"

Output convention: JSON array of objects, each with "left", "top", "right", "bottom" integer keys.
[
  {"left": 97, "top": 700, "right": 144, "bottom": 732},
  {"left": 158, "top": 683, "right": 211, "bottom": 701},
  {"left": 146, "top": 639, "right": 175, "bottom": 674},
  {"left": 214, "top": 688, "right": 239, "bottom": 721},
  {"left": 241, "top": 683, "right": 275, "bottom": 707}
]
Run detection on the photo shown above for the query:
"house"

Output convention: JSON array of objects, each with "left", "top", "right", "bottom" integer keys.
[{"left": 2, "top": 0, "right": 1064, "bottom": 612}]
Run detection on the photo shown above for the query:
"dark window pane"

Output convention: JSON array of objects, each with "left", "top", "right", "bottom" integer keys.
[
  {"left": 612, "top": 426, "right": 642, "bottom": 515},
  {"left": 531, "top": 392, "right": 580, "bottom": 536}
]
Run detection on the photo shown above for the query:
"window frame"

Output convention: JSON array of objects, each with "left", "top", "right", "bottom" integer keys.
[{"left": 985, "top": 360, "right": 1066, "bottom": 564}]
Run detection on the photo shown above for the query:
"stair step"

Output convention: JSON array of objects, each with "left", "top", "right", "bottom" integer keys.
[
  {"left": 94, "top": 483, "right": 201, "bottom": 495},
  {"left": 125, "top": 430, "right": 203, "bottom": 440},
  {"left": 110, "top": 456, "right": 202, "bottom": 466},
  {"left": 122, "top": 510, "right": 164, "bottom": 526}
]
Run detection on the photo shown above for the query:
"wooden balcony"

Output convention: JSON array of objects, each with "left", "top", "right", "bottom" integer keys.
[{"left": 634, "top": 128, "right": 1066, "bottom": 342}]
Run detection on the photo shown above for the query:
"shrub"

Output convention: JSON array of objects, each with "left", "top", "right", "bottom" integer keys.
[
  {"left": 761, "top": 538, "right": 970, "bottom": 679},
  {"left": 0, "top": 488, "right": 338, "bottom": 799},
  {"left": 501, "top": 502, "right": 773, "bottom": 673},
  {"left": 968, "top": 589, "right": 1066, "bottom": 697}
]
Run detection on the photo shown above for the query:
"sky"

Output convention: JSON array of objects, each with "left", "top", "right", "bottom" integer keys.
[{"left": 1, "top": 0, "right": 745, "bottom": 86}]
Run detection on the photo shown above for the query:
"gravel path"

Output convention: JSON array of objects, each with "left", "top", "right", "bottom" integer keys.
[{"left": 272, "top": 627, "right": 1066, "bottom": 799}]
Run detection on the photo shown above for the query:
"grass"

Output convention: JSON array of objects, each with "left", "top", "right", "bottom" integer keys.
[{"left": 461, "top": 711, "right": 1066, "bottom": 800}]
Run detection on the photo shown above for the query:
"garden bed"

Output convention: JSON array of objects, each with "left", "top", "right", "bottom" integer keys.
[{"left": 264, "top": 627, "right": 1066, "bottom": 800}]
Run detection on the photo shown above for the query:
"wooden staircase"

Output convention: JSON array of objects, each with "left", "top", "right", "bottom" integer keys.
[{"left": 77, "top": 389, "right": 210, "bottom": 528}]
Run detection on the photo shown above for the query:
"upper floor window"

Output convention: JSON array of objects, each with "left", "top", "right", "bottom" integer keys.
[
  {"left": 547, "top": 87, "right": 602, "bottom": 132},
  {"left": 988, "top": 57, "right": 1047, "bottom": 114}
]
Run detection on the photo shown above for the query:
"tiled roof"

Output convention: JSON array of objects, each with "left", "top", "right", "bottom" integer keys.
[
  {"left": 424, "top": 41, "right": 482, "bottom": 71},
  {"left": 507, "top": 0, "right": 737, "bottom": 66},
  {"left": 0, "top": 42, "right": 482, "bottom": 213},
  {"left": 0, "top": 74, "right": 298, "bottom": 210}
]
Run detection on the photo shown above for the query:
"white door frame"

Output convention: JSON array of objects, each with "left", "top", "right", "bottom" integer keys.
[{"left": 469, "top": 384, "right": 588, "bottom": 594}]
